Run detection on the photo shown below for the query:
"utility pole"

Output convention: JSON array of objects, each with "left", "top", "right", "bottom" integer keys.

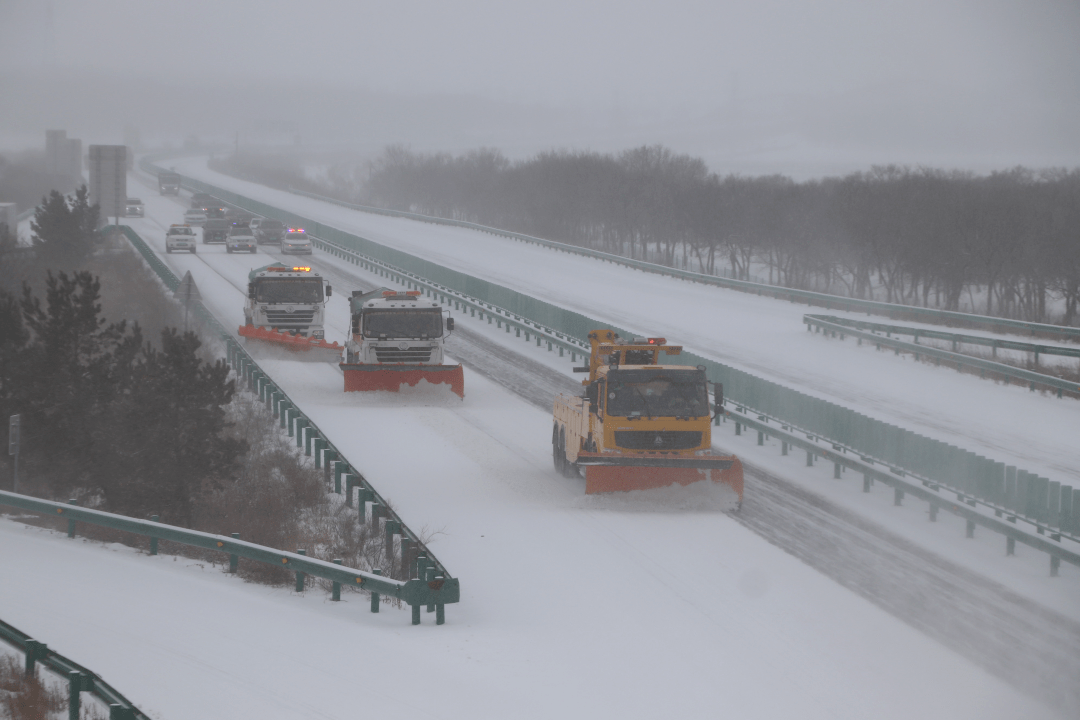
[{"left": 9, "top": 414, "right": 20, "bottom": 493}]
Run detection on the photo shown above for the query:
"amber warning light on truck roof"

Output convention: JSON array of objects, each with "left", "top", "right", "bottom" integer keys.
[
  {"left": 648, "top": 338, "right": 666, "bottom": 345},
  {"left": 267, "top": 266, "right": 311, "bottom": 272}
]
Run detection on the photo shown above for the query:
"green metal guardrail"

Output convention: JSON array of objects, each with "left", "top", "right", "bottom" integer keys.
[
  {"left": 719, "top": 411, "right": 1080, "bottom": 575},
  {"left": 1, "top": 617, "right": 146, "bottom": 720},
  {"left": 277, "top": 186, "right": 1080, "bottom": 344},
  {"left": 0, "top": 491, "right": 456, "bottom": 619},
  {"left": 104, "top": 225, "right": 459, "bottom": 624},
  {"left": 804, "top": 315, "right": 1080, "bottom": 398},
  {"left": 139, "top": 164, "right": 1079, "bottom": 545}
]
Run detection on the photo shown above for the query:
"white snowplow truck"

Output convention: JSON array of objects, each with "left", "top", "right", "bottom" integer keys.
[
  {"left": 238, "top": 264, "right": 341, "bottom": 360},
  {"left": 341, "top": 288, "right": 464, "bottom": 397}
]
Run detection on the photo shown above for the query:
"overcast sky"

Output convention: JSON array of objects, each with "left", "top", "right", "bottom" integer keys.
[{"left": 2, "top": 0, "right": 1078, "bottom": 176}]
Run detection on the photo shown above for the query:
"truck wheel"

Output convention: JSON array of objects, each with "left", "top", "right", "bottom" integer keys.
[
  {"left": 558, "top": 428, "right": 579, "bottom": 478},
  {"left": 552, "top": 426, "right": 565, "bottom": 475}
]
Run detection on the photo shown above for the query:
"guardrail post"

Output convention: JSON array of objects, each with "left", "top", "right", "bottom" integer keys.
[
  {"left": 334, "top": 462, "right": 346, "bottom": 494},
  {"left": 230, "top": 533, "right": 239, "bottom": 573},
  {"left": 385, "top": 520, "right": 400, "bottom": 559},
  {"left": 150, "top": 515, "right": 159, "bottom": 555},
  {"left": 305, "top": 428, "right": 318, "bottom": 456},
  {"left": 757, "top": 430, "right": 764, "bottom": 445},
  {"left": 734, "top": 422, "right": 741, "bottom": 435},
  {"left": 67, "top": 498, "right": 78, "bottom": 537},
  {"left": 344, "top": 475, "right": 356, "bottom": 506},
  {"left": 894, "top": 488, "right": 903, "bottom": 506},
  {"left": 370, "top": 568, "right": 381, "bottom": 612},
  {"left": 966, "top": 519, "right": 976, "bottom": 538},
  {"left": 412, "top": 602, "right": 421, "bottom": 625},
  {"left": 24, "top": 640, "right": 45, "bottom": 676},
  {"left": 332, "top": 559, "right": 342, "bottom": 601},
  {"left": 68, "top": 671, "right": 83, "bottom": 720},
  {"left": 295, "top": 549, "right": 306, "bottom": 592},
  {"left": 110, "top": 704, "right": 136, "bottom": 720},
  {"left": 312, "top": 437, "right": 326, "bottom": 465},
  {"left": 356, "top": 488, "right": 373, "bottom": 523},
  {"left": 401, "top": 537, "right": 413, "bottom": 577},
  {"left": 833, "top": 462, "right": 841, "bottom": 479},
  {"left": 805, "top": 450, "right": 812, "bottom": 467},
  {"left": 371, "top": 502, "right": 384, "bottom": 531},
  {"left": 781, "top": 441, "right": 788, "bottom": 455},
  {"left": 426, "top": 566, "right": 436, "bottom": 613},
  {"left": 1050, "top": 555, "right": 1060, "bottom": 577},
  {"left": 295, "top": 419, "right": 308, "bottom": 448},
  {"left": 1006, "top": 537, "right": 1015, "bottom": 555},
  {"left": 928, "top": 502, "right": 938, "bottom": 521}
]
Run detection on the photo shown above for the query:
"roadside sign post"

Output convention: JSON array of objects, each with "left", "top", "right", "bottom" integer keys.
[{"left": 9, "top": 414, "right": 20, "bottom": 493}]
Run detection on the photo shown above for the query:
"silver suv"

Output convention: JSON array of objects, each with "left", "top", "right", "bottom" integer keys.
[{"left": 226, "top": 224, "right": 257, "bottom": 254}]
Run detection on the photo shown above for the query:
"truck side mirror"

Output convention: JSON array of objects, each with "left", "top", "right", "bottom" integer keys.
[
  {"left": 446, "top": 317, "right": 455, "bottom": 331},
  {"left": 585, "top": 383, "right": 598, "bottom": 413},
  {"left": 247, "top": 283, "right": 255, "bottom": 299},
  {"left": 326, "top": 285, "right": 332, "bottom": 297},
  {"left": 711, "top": 382, "right": 724, "bottom": 419}
]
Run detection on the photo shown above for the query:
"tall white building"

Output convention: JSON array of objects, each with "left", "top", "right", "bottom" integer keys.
[{"left": 88, "top": 145, "right": 127, "bottom": 226}]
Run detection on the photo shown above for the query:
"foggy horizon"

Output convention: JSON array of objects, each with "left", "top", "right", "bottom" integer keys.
[{"left": 2, "top": 0, "right": 1078, "bottom": 179}]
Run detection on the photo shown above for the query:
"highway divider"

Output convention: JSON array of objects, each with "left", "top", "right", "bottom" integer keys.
[
  {"left": 94, "top": 224, "right": 459, "bottom": 625},
  {"left": 805, "top": 314, "right": 1080, "bottom": 398},
  {"left": 1, "top": 616, "right": 146, "bottom": 720},
  {"left": 141, "top": 161, "right": 1079, "bottom": 548}
]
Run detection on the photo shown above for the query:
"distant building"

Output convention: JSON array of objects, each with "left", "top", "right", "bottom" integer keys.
[
  {"left": 45, "top": 130, "right": 84, "bottom": 180},
  {"left": 88, "top": 145, "right": 127, "bottom": 226}
]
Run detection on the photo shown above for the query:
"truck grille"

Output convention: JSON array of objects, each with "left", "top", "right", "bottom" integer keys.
[
  {"left": 374, "top": 347, "right": 433, "bottom": 363},
  {"left": 613, "top": 431, "right": 703, "bottom": 450},
  {"left": 265, "top": 310, "right": 315, "bottom": 329}
]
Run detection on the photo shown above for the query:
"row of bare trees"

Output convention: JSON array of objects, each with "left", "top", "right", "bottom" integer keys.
[{"left": 354, "top": 146, "right": 1080, "bottom": 325}]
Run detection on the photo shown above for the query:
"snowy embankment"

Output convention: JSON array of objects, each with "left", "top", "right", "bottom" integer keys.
[
  {"left": 168, "top": 157, "right": 1080, "bottom": 490},
  {"left": 1, "top": 173, "right": 1072, "bottom": 719}
]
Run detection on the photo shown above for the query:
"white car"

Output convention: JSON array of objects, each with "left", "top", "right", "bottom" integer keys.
[
  {"left": 183, "top": 209, "right": 208, "bottom": 226},
  {"left": 281, "top": 229, "right": 313, "bottom": 254},
  {"left": 166, "top": 225, "right": 197, "bottom": 254},
  {"left": 226, "top": 225, "right": 257, "bottom": 254}
]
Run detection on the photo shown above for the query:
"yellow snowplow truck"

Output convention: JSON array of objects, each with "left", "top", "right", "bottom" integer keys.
[{"left": 553, "top": 330, "right": 743, "bottom": 506}]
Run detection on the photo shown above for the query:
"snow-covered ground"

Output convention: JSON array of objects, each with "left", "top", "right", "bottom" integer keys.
[
  {"left": 5, "top": 169, "right": 1077, "bottom": 720},
  {"left": 165, "top": 157, "right": 1080, "bottom": 490}
]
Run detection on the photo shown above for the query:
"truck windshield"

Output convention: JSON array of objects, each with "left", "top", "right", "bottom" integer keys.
[
  {"left": 255, "top": 279, "right": 324, "bottom": 303},
  {"left": 606, "top": 369, "right": 709, "bottom": 418},
  {"left": 363, "top": 309, "right": 443, "bottom": 338}
]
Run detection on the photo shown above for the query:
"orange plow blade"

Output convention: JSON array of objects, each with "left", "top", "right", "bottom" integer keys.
[
  {"left": 238, "top": 325, "right": 342, "bottom": 362},
  {"left": 340, "top": 363, "right": 465, "bottom": 399},
  {"left": 579, "top": 453, "right": 743, "bottom": 503}
]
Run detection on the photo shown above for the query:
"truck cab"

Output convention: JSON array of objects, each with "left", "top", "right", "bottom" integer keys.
[
  {"left": 343, "top": 289, "right": 453, "bottom": 365},
  {"left": 245, "top": 265, "right": 331, "bottom": 338},
  {"left": 158, "top": 172, "right": 181, "bottom": 195}
]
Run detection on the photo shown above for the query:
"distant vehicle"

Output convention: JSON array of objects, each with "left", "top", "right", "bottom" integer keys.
[
  {"left": 124, "top": 198, "right": 144, "bottom": 217},
  {"left": 204, "top": 201, "right": 227, "bottom": 219},
  {"left": 191, "top": 193, "right": 216, "bottom": 209},
  {"left": 158, "top": 172, "right": 181, "bottom": 195},
  {"left": 183, "top": 208, "right": 208, "bottom": 226},
  {"left": 249, "top": 218, "right": 263, "bottom": 232},
  {"left": 226, "top": 223, "right": 257, "bottom": 254},
  {"left": 225, "top": 209, "right": 255, "bottom": 227},
  {"left": 280, "top": 228, "right": 313, "bottom": 255},
  {"left": 166, "top": 224, "right": 197, "bottom": 254},
  {"left": 255, "top": 219, "right": 286, "bottom": 245},
  {"left": 203, "top": 218, "right": 230, "bottom": 244}
]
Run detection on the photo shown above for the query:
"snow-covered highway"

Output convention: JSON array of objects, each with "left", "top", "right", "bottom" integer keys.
[{"left": 2, "top": 167, "right": 1078, "bottom": 720}]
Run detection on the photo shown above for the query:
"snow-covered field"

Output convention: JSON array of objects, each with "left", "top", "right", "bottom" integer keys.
[{"left": 4, "top": 167, "right": 1078, "bottom": 720}]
